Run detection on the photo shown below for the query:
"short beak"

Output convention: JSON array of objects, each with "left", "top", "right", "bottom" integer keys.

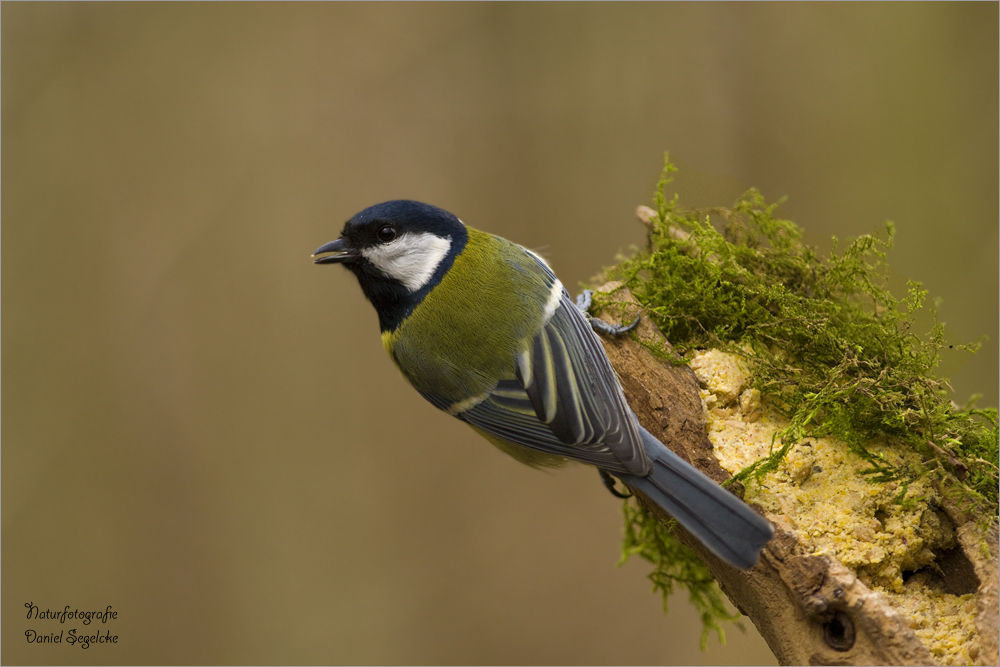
[{"left": 312, "top": 238, "right": 353, "bottom": 264}]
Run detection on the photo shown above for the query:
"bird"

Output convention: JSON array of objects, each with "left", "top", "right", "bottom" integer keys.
[{"left": 313, "top": 200, "right": 773, "bottom": 569}]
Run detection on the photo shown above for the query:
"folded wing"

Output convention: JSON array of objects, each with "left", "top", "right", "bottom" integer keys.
[{"left": 458, "top": 286, "right": 651, "bottom": 476}]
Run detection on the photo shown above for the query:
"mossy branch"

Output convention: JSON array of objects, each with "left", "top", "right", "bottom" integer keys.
[{"left": 592, "top": 155, "right": 998, "bottom": 665}]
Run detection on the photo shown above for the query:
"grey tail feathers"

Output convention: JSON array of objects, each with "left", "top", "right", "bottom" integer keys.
[{"left": 616, "top": 426, "right": 774, "bottom": 570}]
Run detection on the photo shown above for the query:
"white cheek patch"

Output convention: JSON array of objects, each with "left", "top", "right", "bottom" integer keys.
[{"left": 361, "top": 232, "right": 452, "bottom": 293}]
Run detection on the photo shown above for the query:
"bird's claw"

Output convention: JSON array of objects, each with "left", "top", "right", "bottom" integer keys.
[
  {"left": 599, "top": 469, "right": 633, "bottom": 499},
  {"left": 589, "top": 315, "right": 640, "bottom": 336},
  {"left": 576, "top": 290, "right": 640, "bottom": 336}
]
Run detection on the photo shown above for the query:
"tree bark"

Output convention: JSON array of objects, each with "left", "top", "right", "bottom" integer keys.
[{"left": 592, "top": 282, "right": 999, "bottom": 666}]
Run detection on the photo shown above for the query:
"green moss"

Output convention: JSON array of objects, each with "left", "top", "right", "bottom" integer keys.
[
  {"left": 606, "top": 153, "right": 999, "bottom": 642},
  {"left": 618, "top": 501, "right": 740, "bottom": 650}
]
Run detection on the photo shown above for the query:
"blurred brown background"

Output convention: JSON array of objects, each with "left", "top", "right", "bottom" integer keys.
[{"left": 3, "top": 3, "right": 996, "bottom": 665}]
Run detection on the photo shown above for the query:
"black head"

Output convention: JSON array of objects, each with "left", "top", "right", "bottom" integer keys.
[{"left": 313, "top": 200, "right": 469, "bottom": 331}]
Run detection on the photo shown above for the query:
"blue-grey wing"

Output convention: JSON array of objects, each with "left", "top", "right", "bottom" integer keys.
[
  {"left": 459, "top": 377, "right": 628, "bottom": 470},
  {"left": 458, "top": 289, "right": 651, "bottom": 476}
]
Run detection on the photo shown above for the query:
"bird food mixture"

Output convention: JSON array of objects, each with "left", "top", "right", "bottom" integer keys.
[{"left": 690, "top": 349, "right": 979, "bottom": 666}]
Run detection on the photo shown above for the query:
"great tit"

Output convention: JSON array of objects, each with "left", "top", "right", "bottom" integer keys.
[{"left": 313, "top": 200, "right": 773, "bottom": 569}]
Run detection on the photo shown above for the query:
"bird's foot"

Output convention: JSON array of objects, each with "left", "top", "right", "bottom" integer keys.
[
  {"left": 599, "top": 469, "right": 633, "bottom": 499},
  {"left": 575, "top": 289, "right": 640, "bottom": 336}
]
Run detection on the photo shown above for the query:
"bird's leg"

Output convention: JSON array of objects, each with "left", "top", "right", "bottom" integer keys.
[
  {"left": 575, "top": 289, "right": 640, "bottom": 336},
  {"left": 599, "top": 469, "right": 633, "bottom": 499}
]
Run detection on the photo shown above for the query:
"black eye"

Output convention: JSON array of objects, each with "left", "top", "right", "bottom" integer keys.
[{"left": 376, "top": 225, "right": 396, "bottom": 243}]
